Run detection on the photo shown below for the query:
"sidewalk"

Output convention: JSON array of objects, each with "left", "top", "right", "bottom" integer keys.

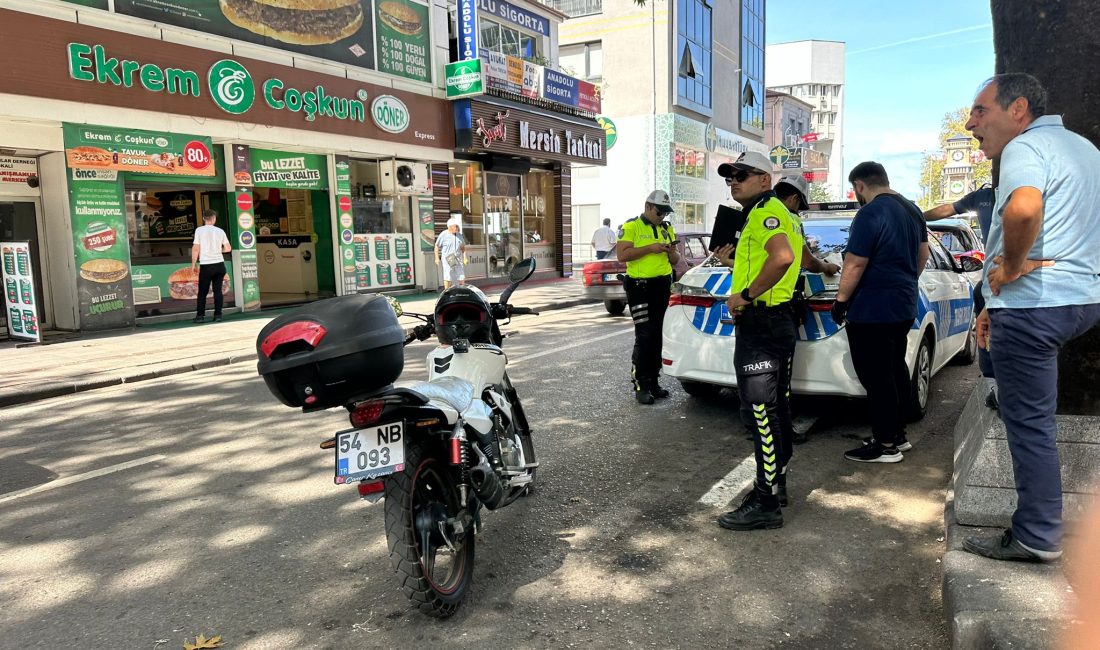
[{"left": 0, "top": 277, "right": 594, "bottom": 408}]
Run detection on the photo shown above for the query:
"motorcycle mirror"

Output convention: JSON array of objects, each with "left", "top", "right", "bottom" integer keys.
[{"left": 509, "top": 257, "right": 536, "bottom": 283}]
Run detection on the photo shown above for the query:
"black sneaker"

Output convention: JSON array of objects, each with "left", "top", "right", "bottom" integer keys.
[
  {"left": 862, "top": 435, "right": 912, "bottom": 452},
  {"left": 963, "top": 530, "right": 1057, "bottom": 563},
  {"left": 634, "top": 387, "right": 655, "bottom": 405},
  {"left": 649, "top": 385, "right": 670, "bottom": 399},
  {"left": 192, "top": 316, "right": 205, "bottom": 324},
  {"left": 985, "top": 389, "right": 999, "bottom": 411},
  {"left": 717, "top": 490, "right": 783, "bottom": 531},
  {"left": 211, "top": 315, "right": 222, "bottom": 323},
  {"left": 845, "top": 440, "right": 903, "bottom": 463}
]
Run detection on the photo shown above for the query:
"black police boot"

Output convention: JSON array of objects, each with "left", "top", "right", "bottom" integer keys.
[
  {"left": 633, "top": 379, "right": 655, "bottom": 405},
  {"left": 777, "top": 473, "right": 789, "bottom": 508},
  {"left": 718, "top": 486, "right": 783, "bottom": 531},
  {"left": 648, "top": 382, "right": 670, "bottom": 399}
]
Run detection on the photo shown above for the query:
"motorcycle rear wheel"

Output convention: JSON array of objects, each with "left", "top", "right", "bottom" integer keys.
[{"left": 383, "top": 443, "right": 475, "bottom": 617}]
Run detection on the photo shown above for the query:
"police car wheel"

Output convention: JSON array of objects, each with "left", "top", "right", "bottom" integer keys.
[
  {"left": 906, "top": 335, "right": 933, "bottom": 421},
  {"left": 953, "top": 318, "right": 978, "bottom": 365},
  {"left": 604, "top": 300, "right": 627, "bottom": 316},
  {"left": 679, "top": 380, "right": 724, "bottom": 400}
]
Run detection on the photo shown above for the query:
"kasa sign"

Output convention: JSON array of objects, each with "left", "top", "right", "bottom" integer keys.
[{"left": 65, "top": 43, "right": 405, "bottom": 129}]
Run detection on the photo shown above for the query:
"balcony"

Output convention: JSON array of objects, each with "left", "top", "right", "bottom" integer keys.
[{"left": 539, "top": 0, "right": 602, "bottom": 18}]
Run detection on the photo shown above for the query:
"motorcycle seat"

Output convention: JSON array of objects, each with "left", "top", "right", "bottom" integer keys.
[{"left": 396, "top": 376, "right": 475, "bottom": 412}]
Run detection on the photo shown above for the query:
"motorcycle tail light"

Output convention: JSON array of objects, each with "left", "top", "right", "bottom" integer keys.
[
  {"left": 349, "top": 399, "right": 386, "bottom": 428},
  {"left": 357, "top": 481, "right": 384, "bottom": 498}
]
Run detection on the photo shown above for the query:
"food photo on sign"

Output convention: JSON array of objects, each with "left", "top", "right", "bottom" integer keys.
[{"left": 110, "top": 0, "right": 378, "bottom": 68}]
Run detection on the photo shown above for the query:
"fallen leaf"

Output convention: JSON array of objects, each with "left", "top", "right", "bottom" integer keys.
[{"left": 183, "top": 634, "right": 223, "bottom": 650}]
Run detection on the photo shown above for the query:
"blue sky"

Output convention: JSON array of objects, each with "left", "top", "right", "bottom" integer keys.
[{"left": 766, "top": 0, "right": 996, "bottom": 198}]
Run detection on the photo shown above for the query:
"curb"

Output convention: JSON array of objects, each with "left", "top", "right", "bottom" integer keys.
[{"left": 0, "top": 298, "right": 594, "bottom": 409}]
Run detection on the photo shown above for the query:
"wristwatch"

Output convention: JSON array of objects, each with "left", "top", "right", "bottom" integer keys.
[{"left": 741, "top": 287, "right": 755, "bottom": 303}]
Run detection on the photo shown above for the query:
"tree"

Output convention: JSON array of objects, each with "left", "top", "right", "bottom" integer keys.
[
  {"left": 809, "top": 183, "right": 831, "bottom": 203},
  {"left": 916, "top": 108, "right": 993, "bottom": 208},
  {"left": 990, "top": 0, "right": 1100, "bottom": 413}
]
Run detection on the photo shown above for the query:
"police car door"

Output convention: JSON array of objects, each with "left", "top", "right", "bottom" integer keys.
[{"left": 919, "top": 235, "right": 972, "bottom": 370}]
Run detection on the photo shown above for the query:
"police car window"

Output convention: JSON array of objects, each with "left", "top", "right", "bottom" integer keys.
[
  {"left": 928, "top": 235, "right": 954, "bottom": 270},
  {"left": 686, "top": 238, "right": 706, "bottom": 258},
  {"left": 802, "top": 223, "right": 851, "bottom": 258}
]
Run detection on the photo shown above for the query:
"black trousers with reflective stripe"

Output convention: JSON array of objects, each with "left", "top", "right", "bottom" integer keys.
[
  {"left": 625, "top": 275, "right": 671, "bottom": 388},
  {"left": 734, "top": 305, "right": 797, "bottom": 491}
]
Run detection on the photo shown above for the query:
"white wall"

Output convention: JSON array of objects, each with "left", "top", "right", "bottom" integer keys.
[{"left": 37, "top": 152, "right": 78, "bottom": 331}]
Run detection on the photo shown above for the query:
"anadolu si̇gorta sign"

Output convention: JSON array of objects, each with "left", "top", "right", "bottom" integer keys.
[{"left": 66, "top": 42, "right": 374, "bottom": 125}]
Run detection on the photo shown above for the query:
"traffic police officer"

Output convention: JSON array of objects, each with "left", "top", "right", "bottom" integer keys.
[
  {"left": 715, "top": 152, "right": 802, "bottom": 531},
  {"left": 615, "top": 190, "right": 680, "bottom": 404}
]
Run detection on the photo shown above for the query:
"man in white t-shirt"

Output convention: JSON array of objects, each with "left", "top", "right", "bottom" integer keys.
[
  {"left": 591, "top": 218, "right": 617, "bottom": 259},
  {"left": 191, "top": 209, "right": 231, "bottom": 323}
]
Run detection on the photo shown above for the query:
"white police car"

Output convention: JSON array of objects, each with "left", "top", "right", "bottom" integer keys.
[{"left": 661, "top": 202, "right": 978, "bottom": 418}]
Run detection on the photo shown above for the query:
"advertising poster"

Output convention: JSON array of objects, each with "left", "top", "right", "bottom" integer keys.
[
  {"left": 229, "top": 144, "right": 261, "bottom": 311},
  {"left": 142, "top": 190, "right": 199, "bottom": 240},
  {"left": 64, "top": 124, "right": 215, "bottom": 178},
  {"left": 542, "top": 68, "right": 578, "bottom": 108},
  {"left": 445, "top": 59, "right": 484, "bottom": 99},
  {"left": 417, "top": 197, "right": 435, "bottom": 251},
  {"left": 131, "top": 264, "right": 235, "bottom": 312},
  {"left": 334, "top": 156, "right": 361, "bottom": 295},
  {"left": 67, "top": 175, "right": 136, "bottom": 330},
  {"left": 2, "top": 242, "right": 41, "bottom": 342},
  {"left": 375, "top": 0, "right": 431, "bottom": 83},
  {"left": 521, "top": 60, "right": 542, "bottom": 100},
  {"left": 112, "top": 0, "right": 377, "bottom": 69},
  {"left": 250, "top": 149, "right": 329, "bottom": 190}
]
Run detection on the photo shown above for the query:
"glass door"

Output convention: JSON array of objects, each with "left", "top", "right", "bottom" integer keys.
[{"left": 483, "top": 172, "right": 523, "bottom": 278}]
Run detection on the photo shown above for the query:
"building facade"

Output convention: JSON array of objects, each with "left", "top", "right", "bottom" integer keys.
[
  {"left": 765, "top": 40, "right": 845, "bottom": 199},
  {"left": 546, "top": 0, "right": 769, "bottom": 263},
  {"left": 763, "top": 90, "right": 829, "bottom": 189}
]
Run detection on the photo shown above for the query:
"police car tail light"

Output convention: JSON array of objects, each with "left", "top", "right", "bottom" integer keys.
[
  {"left": 808, "top": 298, "right": 835, "bottom": 312},
  {"left": 349, "top": 399, "right": 386, "bottom": 428},
  {"left": 669, "top": 294, "right": 716, "bottom": 308}
]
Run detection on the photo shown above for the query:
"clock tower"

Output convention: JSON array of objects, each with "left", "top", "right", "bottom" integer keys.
[{"left": 942, "top": 134, "right": 974, "bottom": 201}]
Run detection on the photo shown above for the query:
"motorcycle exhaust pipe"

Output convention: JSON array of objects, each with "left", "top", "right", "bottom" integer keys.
[{"left": 469, "top": 445, "right": 505, "bottom": 510}]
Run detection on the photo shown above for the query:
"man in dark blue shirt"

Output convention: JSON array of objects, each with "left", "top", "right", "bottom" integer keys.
[
  {"left": 832, "top": 162, "right": 930, "bottom": 463},
  {"left": 925, "top": 184, "right": 998, "bottom": 408}
]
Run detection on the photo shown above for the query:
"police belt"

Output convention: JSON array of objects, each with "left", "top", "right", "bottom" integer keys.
[{"left": 622, "top": 274, "right": 671, "bottom": 288}]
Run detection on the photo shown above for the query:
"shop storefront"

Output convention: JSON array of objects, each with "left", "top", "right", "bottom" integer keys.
[
  {"left": 450, "top": 98, "right": 606, "bottom": 281},
  {"left": 0, "top": 155, "right": 46, "bottom": 340},
  {"left": 0, "top": 6, "right": 454, "bottom": 332}
]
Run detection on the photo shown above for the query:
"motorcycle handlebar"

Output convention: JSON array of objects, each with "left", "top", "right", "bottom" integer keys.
[{"left": 509, "top": 307, "right": 539, "bottom": 316}]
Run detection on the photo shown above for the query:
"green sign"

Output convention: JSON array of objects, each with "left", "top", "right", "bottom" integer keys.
[
  {"left": 395, "top": 237, "right": 410, "bottom": 259},
  {"left": 446, "top": 59, "right": 484, "bottom": 99},
  {"left": 375, "top": 1, "right": 431, "bottom": 83},
  {"left": 597, "top": 116, "right": 618, "bottom": 150},
  {"left": 417, "top": 197, "right": 435, "bottom": 251},
  {"left": 60, "top": 0, "right": 109, "bottom": 8},
  {"left": 66, "top": 173, "right": 135, "bottom": 330},
  {"left": 63, "top": 123, "right": 216, "bottom": 178},
  {"left": 132, "top": 263, "right": 235, "bottom": 310},
  {"left": 335, "top": 160, "right": 352, "bottom": 196},
  {"left": 250, "top": 149, "right": 328, "bottom": 190},
  {"left": 67, "top": 43, "right": 369, "bottom": 126}
]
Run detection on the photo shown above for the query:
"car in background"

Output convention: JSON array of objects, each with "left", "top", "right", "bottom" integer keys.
[
  {"left": 582, "top": 231, "right": 710, "bottom": 315},
  {"left": 929, "top": 218, "right": 985, "bottom": 286},
  {"left": 661, "top": 203, "right": 979, "bottom": 419}
]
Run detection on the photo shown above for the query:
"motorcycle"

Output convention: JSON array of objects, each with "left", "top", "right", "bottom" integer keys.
[{"left": 256, "top": 258, "right": 541, "bottom": 617}]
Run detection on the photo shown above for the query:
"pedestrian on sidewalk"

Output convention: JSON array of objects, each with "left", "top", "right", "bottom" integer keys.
[
  {"left": 615, "top": 190, "right": 679, "bottom": 405},
  {"left": 591, "top": 218, "right": 617, "bottom": 260},
  {"left": 925, "top": 180, "right": 999, "bottom": 409},
  {"left": 832, "top": 162, "right": 929, "bottom": 464},
  {"left": 436, "top": 216, "right": 466, "bottom": 290},
  {"left": 715, "top": 152, "right": 800, "bottom": 531},
  {"left": 961, "top": 73, "right": 1100, "bottom": 563},
  {"left": 192, "top": 209, "right": 231, "bottom": 324}
]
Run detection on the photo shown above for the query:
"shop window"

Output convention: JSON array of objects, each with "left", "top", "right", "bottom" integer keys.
[
  {"left": 740, "top": 0, "right": 765, "bottom": 132},
  {"left": 674, "top": 202, "right": 706, "bottom": 229},
  {"left": 478, "top": 18, "right": 541, "bottom": 60},
  {"left": 560, "top": 42, "right": 602, "bottom": 81},
  {"left": 672, "top": 147, "right": 707, "bottom": 178},
  {"left": 522, "top": 170, "right": 557, "bottom": 273}
]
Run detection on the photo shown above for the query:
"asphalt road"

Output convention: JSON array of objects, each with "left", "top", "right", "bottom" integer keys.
[{"left": 0, "top": 303, "right": 974, "bottom": 649}]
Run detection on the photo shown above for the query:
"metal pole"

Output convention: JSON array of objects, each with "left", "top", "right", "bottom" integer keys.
[{"left": 651, "top": 0, "right": 657, "bottom": 188}]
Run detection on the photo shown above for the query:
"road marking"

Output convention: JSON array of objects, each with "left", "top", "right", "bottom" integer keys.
[
  {"left": 699, "top": 454, "right": 756, "bottom": 507},
  {"left": 511, "top": 328, "right": 633, "bottom": 365},
  {"left": 0, "top": 455, "right": 166, "bottom": 504}
]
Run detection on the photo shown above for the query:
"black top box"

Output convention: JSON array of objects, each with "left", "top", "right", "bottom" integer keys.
[{"left": 257, "top": 294, "right": 405, "bottom": 411}]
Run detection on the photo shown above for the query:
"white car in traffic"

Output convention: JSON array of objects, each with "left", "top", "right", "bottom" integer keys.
[{"left": 661, "top": 204, "right": 978, "bottom": 418}]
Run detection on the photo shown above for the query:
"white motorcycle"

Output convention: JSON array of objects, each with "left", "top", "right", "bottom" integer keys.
[{"left": 256, "top": 258, "right": 540, "bottom": 617}]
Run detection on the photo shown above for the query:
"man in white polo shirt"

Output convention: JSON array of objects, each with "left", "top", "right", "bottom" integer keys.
[{"left": 191, "top": 209, "right": 231, "bottom": 323}]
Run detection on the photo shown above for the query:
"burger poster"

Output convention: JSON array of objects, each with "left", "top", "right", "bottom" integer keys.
[
  {"left": 131, "top": 264, "right": 235, "bottom": 312},
  {"left": 374, "top": 0, "right": 431, "bottom": 83},
  {"left": 63, "top": 124, "right": 216, "bottom": 178},
  {"left": 67, "top": 174, "right": 136, "bottom": 331},
  {"left": 112, "top": 1, "right": 378, "bottom": 70}
]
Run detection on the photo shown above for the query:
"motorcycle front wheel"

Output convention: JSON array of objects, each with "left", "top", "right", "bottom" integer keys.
[{"left": 383, "top": 442, "right": 475, "bottom": 617}]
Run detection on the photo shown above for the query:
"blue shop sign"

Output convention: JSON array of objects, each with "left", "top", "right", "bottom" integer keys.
[
  {"left": 477, "top": 0, "right": 550, "bottom": 36},
  {"left": 543, "top": 68, "right": 578, "bottom": 106},
  {"left": 459, "top": 0, "right": 480, "bottom": 60}
]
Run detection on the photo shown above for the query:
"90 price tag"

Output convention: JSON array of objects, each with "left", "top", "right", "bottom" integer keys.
[{"left": 183, "top": 141, "right": 212, "bottom": 170}]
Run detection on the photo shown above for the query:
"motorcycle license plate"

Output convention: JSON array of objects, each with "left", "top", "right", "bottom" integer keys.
[{"left": 334, "top": 422, "right": 405, "bottom": 484}]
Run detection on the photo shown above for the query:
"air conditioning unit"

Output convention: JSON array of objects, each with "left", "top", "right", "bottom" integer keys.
[{"left": 379, "top": 160, "right": 431, "bottom": 194}]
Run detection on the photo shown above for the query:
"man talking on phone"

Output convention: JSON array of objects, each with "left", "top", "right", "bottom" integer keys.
[{"left": 615, "top": 190, "right": 680, "bottom": 404}]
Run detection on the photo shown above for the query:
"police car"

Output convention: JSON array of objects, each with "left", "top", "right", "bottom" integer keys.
[{"left": 661, "top": 202, "right": 978, "bottom": 418}]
